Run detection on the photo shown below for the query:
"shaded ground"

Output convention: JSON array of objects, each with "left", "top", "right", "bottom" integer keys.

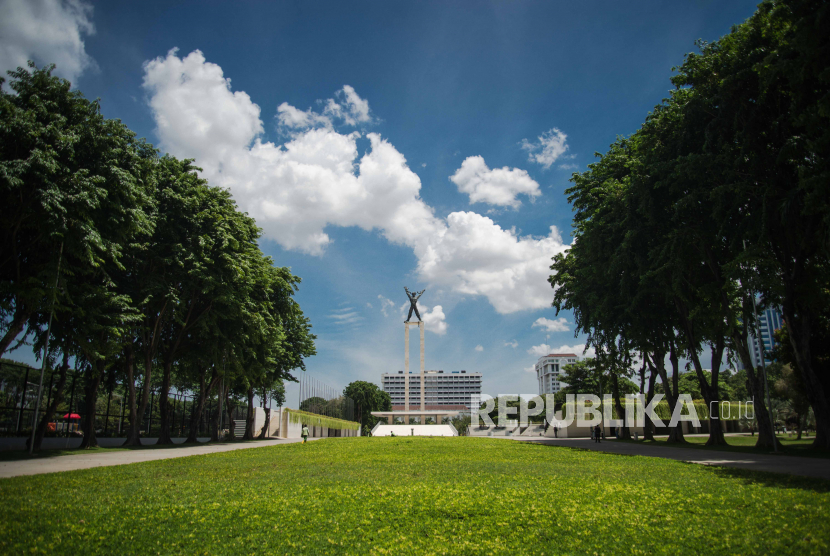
[{"left": 515, "top": 436, "right": 830, "bottom": 480}]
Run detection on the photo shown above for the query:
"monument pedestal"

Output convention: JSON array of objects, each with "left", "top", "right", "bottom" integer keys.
[{"left": 370, "top": 299, "right": 460, "bottom": 436}]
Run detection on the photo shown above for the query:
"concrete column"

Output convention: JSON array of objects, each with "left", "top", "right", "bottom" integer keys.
[
  {"left": 404, "top": 323, "right": 409, "bottom": 414},
  {"left": 420, "top": 321, "right": 425, "bottom": 413},
  {"left": 388, "top": 415, "right": 394, "bottom": 425}
]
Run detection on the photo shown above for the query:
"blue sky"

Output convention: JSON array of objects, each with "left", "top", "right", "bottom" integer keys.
[{"left": 1, "top": 0, "right": 760, "bottom": 403}]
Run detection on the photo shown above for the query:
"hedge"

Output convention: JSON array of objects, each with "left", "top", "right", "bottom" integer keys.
[{"left": 285, "top": 408, "right": 361, "bottom": 431}]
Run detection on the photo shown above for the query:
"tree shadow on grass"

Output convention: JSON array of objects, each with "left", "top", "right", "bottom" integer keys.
[
  {"left": 687, "top": 462, "right": 830, "bottom": 494},
  {"left": 526, "top": 440, "right": 830, "bottom": 493}
]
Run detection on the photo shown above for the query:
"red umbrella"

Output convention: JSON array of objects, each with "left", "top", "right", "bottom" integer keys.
[{"left": 63, "top": 413, "right": 81, "bottom": 419}]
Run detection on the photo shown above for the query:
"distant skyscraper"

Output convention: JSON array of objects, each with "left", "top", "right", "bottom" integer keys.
[
  {"left": 749, "top": 305, "right": 784, "bottom": 368},
  {"left": 536, "top": 353, "right": 579, "bottom": 395}
]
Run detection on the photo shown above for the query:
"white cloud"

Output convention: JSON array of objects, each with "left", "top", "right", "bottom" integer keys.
[
  {"left": 521, "top": 128, "right": 569, "bottom": 169},
  {"left": 328, "top": 307, "right": 362, "bottom": 325},
  {"left": 524, "top": 365, "right": 536, "bottom": 373},
  {"left": 0, "top": 0, "right": 96, "bottom": 84},
  {"left": 528, "top": 342, "right": 595, "bottom": 359},
  {"left": 365, "top": 302, "right": 373, "bottom": 309},
  {"left": 450, "top": 155, "right": 540, "bottom": 208},
  {"left": 504, "top": 340, "right": 518, "bottom": 349},
  {"left": 417, "top": 213, "right": 567, "bottom": 313},
  {"left": 421, "top": 305, "right": 448, "bottom": 335},
  {"left": 532, "top": 317, "right": 569, "bottom": 333},
  {"left": 558, "top": 163, "right": 579, "bottom": 171},
  {"left": 475, "top": 345, "right": 484, "bottom": 352},
  {"left": 555, "top": 344, "right": 596, "bottom": 359},
  {"left": 276, "top": 102, "right": 332, "bottom": 129},
  {"left": 378, "top": 295, "right": 396, "bottom": 317},
  {"left": 143, "top": 49, "right": 569, "bottom": 314},
  {"left": 276, "top": 84, "right": 373, "bottom": 130},
  {"left": 527, "top": 343, "right": 551, "bottom": 357}
]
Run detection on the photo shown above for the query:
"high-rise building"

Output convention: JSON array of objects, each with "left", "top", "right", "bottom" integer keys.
[
  {"left": 749, "top": 305, "right": 784, "bottom": 368},
  {"left": 382, "top": 370, "right": 482, "bottom": 409},
  {"left": 536, "top": 353, "right": 579, "bottom": 395}
]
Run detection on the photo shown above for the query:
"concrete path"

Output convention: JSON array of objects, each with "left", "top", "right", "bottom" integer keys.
[
  {"left": 515, "top": 437, "right": 830, "bottom": 481},
  {"left": 0, "top": 437, "right": 317, "bottom": 479}
]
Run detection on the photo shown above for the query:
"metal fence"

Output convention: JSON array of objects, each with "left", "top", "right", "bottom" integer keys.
[
  {"left": 298, "top": 374, "right": 355, "bottom": 422},
  {"left": 0, "top": 363, "right": 246, "bottom": 439}
]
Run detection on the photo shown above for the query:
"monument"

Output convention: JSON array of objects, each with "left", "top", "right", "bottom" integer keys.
[{"left": 370, "top": 287, "right": 460, "bottom": 436}]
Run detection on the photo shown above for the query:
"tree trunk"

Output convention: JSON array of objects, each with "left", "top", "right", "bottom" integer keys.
[
  {"left": 122, "top": 344, "right": 142, "bottom": 446},
  {"left": 126, "top": 349, "right": 154, "bottom": 446},
  {"left": 243, "top": 387, "right": 255, "bottom": 440},
  {"left": 185, "top": 370, "right": 220, "bottom": 443},
  {"left": 653, "top": 342, "right": 685, "bottom": 443},
  {"left": 79, "top": 361, "right": 103, "bottom": 449},
  {"left": 225, "top": 386, "right": 236, "bottom": 441},
  {"left": 610, "top": 372, "right": 630, "bottom": 439},
  {"left": 259, "top": 409, "right": 271, "bottom": 439},
  {"left": 675, "top": 300, "right": 726, "bottom": 446},
  {"left": 644, "top": 365, "right": 657, "bottom": 441},
  {"left": 0, "top": 306, "right": 28, "bottom": 359},
  {"left": 211, "top": 397, "right": 221, "bottom": 442},
  {"left": 156, "top": 356, "right": 175, "bottom": 445},
  {"left": 258, "top": 389, "right": 270, "bottom": 439},
  {"left": 782, "top": 302, "right": 830, "bottom": 449},
  {"left": 730, "top": 324, "right": 780, "bottom": 449},
  {"left": 29, "top": 353, "right": 69, "bottom": 451}
]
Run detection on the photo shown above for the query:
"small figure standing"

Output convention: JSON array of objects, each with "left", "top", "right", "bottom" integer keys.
[
  {"left": 594, "top": 424, "right": 602, "bottom": 443},
  {"left": 554, "top": 425, "right": 559, "bottom": 438},
  {"left": 404, "top": 287, "right": 425, "bottom": 322},
  {"left": 301, "top": 423, "right": 309, "bottom": 444}
]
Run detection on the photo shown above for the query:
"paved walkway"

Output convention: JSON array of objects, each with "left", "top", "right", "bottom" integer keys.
[
  {"left": 514, "top": 437, "right": 830, "bottom": 481},
  {"left": 0, "top": 437, "right": 317, "bottom": 479}
]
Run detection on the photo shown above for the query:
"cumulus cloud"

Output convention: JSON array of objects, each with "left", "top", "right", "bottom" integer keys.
[
  {"left": 524, "top": 365, "right": 536, "bottom": 373},
  {"left": 475, "top": 345, "right": 484, "bottom": 352},
  {"left": 532, "top": 317, "right": 569, "bottom": 333},
  {"left": 418, "top": 214, "right": 567, "bottom": 313},
  {"left": 143, "top": 49, "right": 569, "bottom": 314},
  {"left": 0, "top": 0, "right": 96, "bottom": 84},
  {"left": 504, "top": 340, "right": 518, "bottom": 349},
  {"left": 276, "top": 84, "right": 373, "bottom": 130},
  {"left": 521, "top": 128, "right": 569, "bottom": 169},
  {"left": 421, "top": 305, "right": 448, "bottom": 335},
  {"left": 527, "top": 343, "right": 552, "bottom": 357},
  {"left": 450, "top": 155, "right": 541, "bottom": 208},
  {"left": 528, "top": 342, "right": 595, "bottom": 359}
]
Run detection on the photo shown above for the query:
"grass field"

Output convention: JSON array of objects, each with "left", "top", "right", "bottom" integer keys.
[{"left": 1, "top": 437, "right": 828, "bottom": 555}]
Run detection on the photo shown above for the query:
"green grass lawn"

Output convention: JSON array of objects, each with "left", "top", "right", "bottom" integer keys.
[
  {"left": 1, "top": 438, "right": 828, "bottom": 555},
  {"left": 618, "top": 433, "right": 830, "bottom": 459}
]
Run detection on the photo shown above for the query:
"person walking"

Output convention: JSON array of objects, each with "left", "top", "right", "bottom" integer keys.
[
  {"left": 594, "top": 424, "right": 601, "bottom": 443},
  {"left": 301, "top": 423, "right": 309, "bottom": 444}
]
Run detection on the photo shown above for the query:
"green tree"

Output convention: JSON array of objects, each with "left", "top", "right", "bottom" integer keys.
[{"left": 344, "top": 381, "right": 391, "bottom": 430}]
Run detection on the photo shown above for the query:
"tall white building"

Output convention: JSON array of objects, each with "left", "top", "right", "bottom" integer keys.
[
  {"left": 382, "top": 370, "right": 482, "bottom": 409},
  {"left": 536, "top": 353, "right": 579, "bottom": 395}
]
